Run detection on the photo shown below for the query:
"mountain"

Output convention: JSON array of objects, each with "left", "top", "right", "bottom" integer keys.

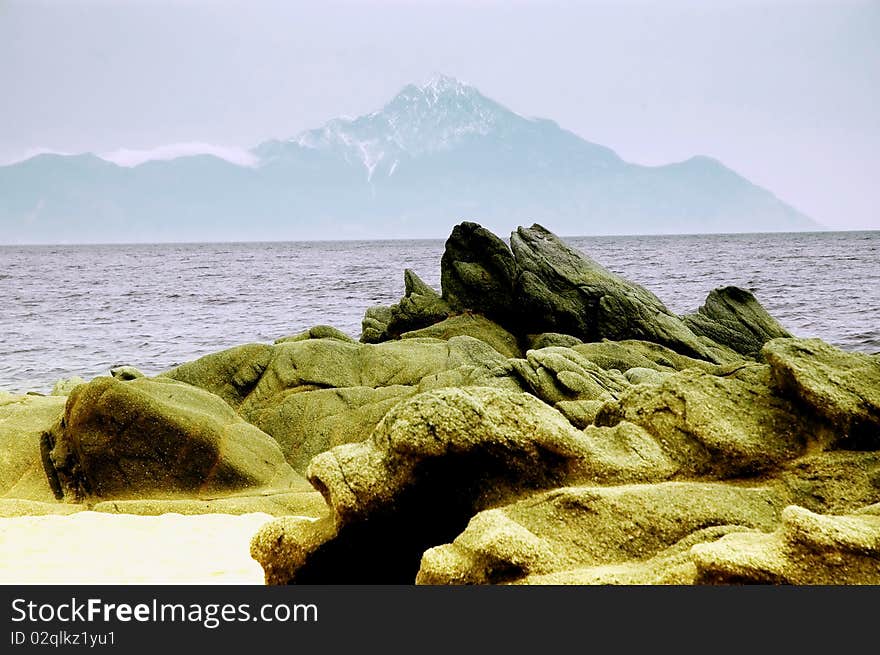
[{"left": 0, "top": 74, "right": 817, "bottom": 244}]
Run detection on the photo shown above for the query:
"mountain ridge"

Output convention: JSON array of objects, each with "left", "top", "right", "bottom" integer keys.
[{"left": 0, "top": 75, "right": 818, "bottom": 244}]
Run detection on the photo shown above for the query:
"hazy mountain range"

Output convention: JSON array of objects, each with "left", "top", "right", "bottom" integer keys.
[{"left": 0, "top": 75, "right": 818, "bottom": 244}]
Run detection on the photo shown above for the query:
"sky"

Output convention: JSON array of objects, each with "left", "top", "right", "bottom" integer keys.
[{"left": 1, "top": 0, "right": 878, "bottom": 230}]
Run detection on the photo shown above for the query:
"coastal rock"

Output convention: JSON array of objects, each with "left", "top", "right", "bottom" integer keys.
[
  {"left": 251, "top": 387, "right": 604, "bottom": 583},
  {"left": 0, "top": 392, "right": 66, "bottom": 501},
  {"left": 509, "top": 347, "right": 630, "bottom": 405},
  {"left": 416, "top": 482, "right": 784, "bottom": 585},
  {"left": 692, "top": 505, "right": 880, "bottom": 584},
  {"left": 527, "top": 333, "right": 584, "bottom": 350},
  {"left": 510, "top": 225, "right": 716, "bottom": 360},
  {"left": 683, "top": 286, "right": 792, "bottom": 358},
  {"left": 45, "top": 376, "right": 306, "bottom": 501},
  {"left": 275, "top": 325, "right": 355, "bottom": 344},
  {"left": 778, "top": 451, "right": 880, "bottom": 514},
  {"left": 440, "top": 221, "right": 518, "bottom": 325},
  {"left": 360, "top": 305, "right": 393, "bottom": 344},
  {"left": 593, "top": 366, "right": 820, "bottom": 478},
  {"left": 763, "top": 337, "right": 880, "bottom": 448},
  {"left": 401, "top": 314, "right": 522, "bottom": 358},
  {"left": 572, "top": 339, "right": 721, "bottom": 374},
  {"left": 110, "top": 366, "right": 144, "bottom": 380}
]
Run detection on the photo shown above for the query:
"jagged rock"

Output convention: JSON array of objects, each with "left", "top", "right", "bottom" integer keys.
[
  {"left": 692, "top": 505, "right": 880, "bottom": 584},
  {"left": 683, "top": 286, "right": 792, "bottom": 358},
  {"left": 275, "top": 325, "right": 355, "bottom": 344},
  {"left": 440, "top": 221, "right": 518, "bottom": 325},
  {"left": 50, "top": 377, "right": 86, "bottom": 396},
  {"left": 511, "top": 225, "right": 717, "bottom": 360},
  {"left": 110, "top": 365, "right": 144, "bottom": 380},
  {"left": 593, "top": 365, "right": 822, "bottom": 478},
  {"left": 763, "top": 337, "right": 880, "bottom": 448},
  {"left": 554, "top": 399, "right": 606, "bottom": 429},
  {"left": 527, "top": 333, "right": 584, "bottom": 350},
  {"left": 0, "top": 392, "right": 66, "bottom": 501},
  {"left": 509, "top": 347, "right": 630, "bottom": 405},
  {"left": 360, "top": 305, "right": 393, "bottom": 344},
  {"left": 416, "top": 482, "right": 785, "bottom": 584},
  {"left": 401, "top": 314, "right": 521, "bottom": 358},
  {"left": 45, "top": 376, "right": 306, "bottom": 501}
]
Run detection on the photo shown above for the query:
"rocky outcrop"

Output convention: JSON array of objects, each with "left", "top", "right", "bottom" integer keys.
[
  {"left": 440, "top": 222, "right": 518, "bottom": 325},
  {"left": 683, "top": 286, "right": 792, "bottom": 358},
  {"left": 692, "top": 505, "right": 880, "bottom": 584},
  {"left": 416, "top": 482, "right": 785, "bottom": 585},
  {"left": 763, "top": 337, "right": 880, "bottom": 448},
  {"left": 510, "top": 225, "right": 717, "bottom": 360},
  {"left": 360, "top": 269, "right": 452, "bottom": 343},
  {"left": 44, "top": 376, "right": 306, "bottom": 501},
  {"left": 275, "top": 325, "right": 355, "bottom": 344}
]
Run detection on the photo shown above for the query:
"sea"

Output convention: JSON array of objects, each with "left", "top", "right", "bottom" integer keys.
[{"left": 1, "top": 231, "right": 877, "bottom": 394}]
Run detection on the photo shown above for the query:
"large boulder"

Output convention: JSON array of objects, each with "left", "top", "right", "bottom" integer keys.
[
  {"left": 693, "top": 505, "right": 880, "bottom": 584},
  {"left": 763, "top": 337, "right": 880, "bottom": 448},
  {"left": 440, "top": 222, "right": 518, "bottom": 326},
  {"left": 417, "top": 482, "right": 785, "bottom": 585},
  {"left": 45, "top": 376, "right": 306, "bottom": 501},
  {"left": 683, "top": 286, "right": 792, "bottom": 358},
  {"left": 510, "top": 225, "right": 717, "bottom": 360},
  {"left": 360, "top": 270, "right": 451, "bottom": 343},
  {"left": 0, "top": 392, "right": 66, "bottom": 501}
]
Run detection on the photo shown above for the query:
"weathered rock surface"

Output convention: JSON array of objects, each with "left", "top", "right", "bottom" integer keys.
[
  {"left": 416, "top": 482, "right": 785, "bottom": 584},
  {"left": 763, "top": 337, "right": 880, "bottom": 448},
  {"left": 527, "top": 333, "right": 584, "bottom": 350},
  {"left": 50, "top": 377, "right": 86, "bottom": 396},
  {"left": 593, "top": 366, "right": 821, "bottom": 478},
  {"left": 0, "top": 392, "right": 66, "bottom": 501},
  {"left": 693, "top": 505, "right": 880, "bottom": 584},
  {"left": 401, "top": 313, "right": 521, "bottom": 359},
  {"left": 511, "top": 225, "right": 716, "bottom": 360},
  {"left": 360, "top": 270, "right": 452, "bottom": 343},
  {"left": 440, "top": 221, "right": 518, "bottom": 326},
  {"left": 275, "top": 325, "right": 355, "bottom": 344},
  {"left": 45, "top": 376, "right": 306, "bottom": 501},
  {"left": 509, "top": 347, "right": 630, "bottom": 405},
  {"left": 683, "top": 286, "right": 792, "bottom": 358}
]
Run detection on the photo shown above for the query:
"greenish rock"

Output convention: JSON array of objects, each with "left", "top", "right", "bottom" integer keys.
[
  {"left": 50, "top": 376, "right": 86, "bottom": 396},
  {"left": 416, "top": 482, "right": 785, "bottom": 585},
  {"left": 594, "top": 366, "right": 821, "bottom": 478},
  {"left": 45, "top": 376, "right": 306, "bottom": 501},
  {"left": 440, "top": 221, "right": 518, "bottom": 326},
  {"left": 110, "top": 366, "right": 144, "bottom": 380},
  {"left": 0, "top": 392, "right": 66, "bottom": 501},
  {"left": 683, "top": 286, "right": 792, "bottom": 359},
  {"left": 251, "top": 387, "right": 611, "bottom": 583},
  {"left": 554, "top": 399, "right": 606, "bottom": 429},
  {"left": 510, "top": 224, "right": 716, "bottom": 361},
  {"left": 692, "top": 505, "right": 880, "bottom": 584},
  {"left": 623, "top": 367, "right": 670, "bottom": 386},
  {"left": 777, "top": 451, "right": 880, "bottom": 514},
  {"left": 527, "top": 333, "right": 584, "bottom": 350},
  {"left": 275, "top": 325, "right": 356, "bottom": 344},
  {"left": 163, "top": 343, "right": 275, "bottom": 409},
  {"left": 360, "top": 305, "right": 393, "bottom": 344},
  {"left": 572, "top": 339, "right": 719, "bottom": 373},
  {"left": 509, "top": 346, "right": 630, "bottom": 405},
  {"left": 244, "top": 385, "right": 415, "bottom": 473},
  {"left": 763, "top": 337, "right": 880, "bottom": 448},
  {"left": 401, "top": 313, "right": 522, "bottom": 359}
]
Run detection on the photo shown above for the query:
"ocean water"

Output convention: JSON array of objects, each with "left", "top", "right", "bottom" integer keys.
[{"left": 1, "top": 231, "right": 877, "bottom": 394}]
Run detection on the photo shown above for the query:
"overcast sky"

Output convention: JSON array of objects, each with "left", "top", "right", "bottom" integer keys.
[{"left": 1, "top": 0, "right": 877, "bottom": 229}]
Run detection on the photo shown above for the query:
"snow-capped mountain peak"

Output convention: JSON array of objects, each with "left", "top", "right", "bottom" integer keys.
[{"left": 270, "top": 75, "right": 519, "bottom": 179}]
